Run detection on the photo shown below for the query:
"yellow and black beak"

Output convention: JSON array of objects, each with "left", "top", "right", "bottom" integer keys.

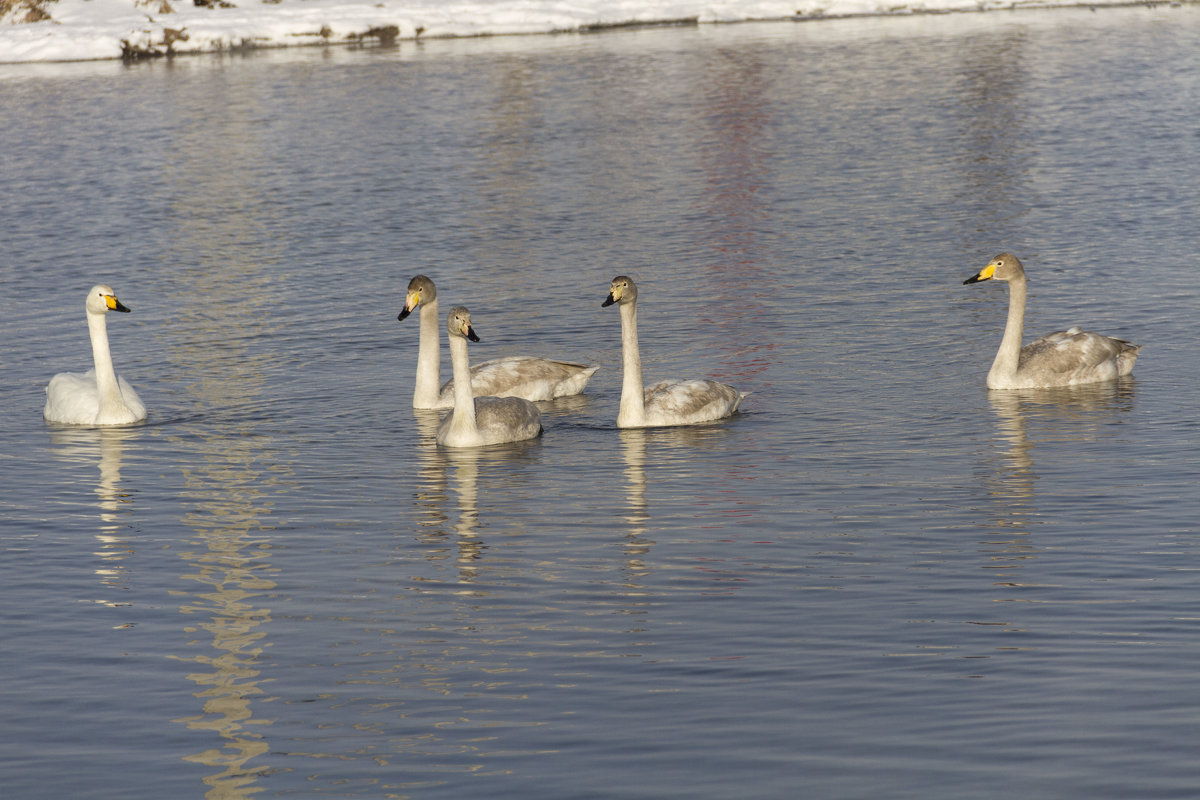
[
  {"left": 107, "top": 295, "right": 131, "bottom": 313},
  {"left": 963, "top": 263, "right": 997, "bottom": 285},
  {"left": 465, "top": 324, "right": 480, "bottom": 343},
  {"left": 397, "top": 290, "right": 420, "bottom": 321},
  {"left": 602, "top": 284, "right": 622, "bottom": 307}
]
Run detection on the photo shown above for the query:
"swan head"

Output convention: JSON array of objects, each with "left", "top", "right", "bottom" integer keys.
[
  {"left": 602, "top": 275, "right": 637, "bottom": 308},
  {"left": 446, "top": 306, "right": 480, "bottom": 343},
  {"left": 964, "top": 253, "right": 1025, "bottom": 285},
  {"left": 398, "top": 275, "right": 437, "bottom": 321},
  {"left": 86, "top": 285, "right": 131, "bottom": 315}
]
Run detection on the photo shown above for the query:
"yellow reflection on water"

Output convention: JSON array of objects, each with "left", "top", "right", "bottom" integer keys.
[
  {"left": 159, "top": 181, "right": 288, "bottom": 797},
  {"left": 167, "top": 429, "right": 283, "bottom": 797},
  {"left": 171, "top": 446, "right": 277, "bottom": 799}
]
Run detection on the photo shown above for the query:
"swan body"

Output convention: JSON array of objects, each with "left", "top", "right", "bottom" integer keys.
[
  {"left": 398, "top": 275, "right": 598, "bottom": 409},
  {"left": 437, "top": 306, "right": 543, "bottom": 448},
  {"left": 602, "top": 276, "right": 746, "bottom": 428},
  {"left": 964, "top": 253, "right": 1140, "bottom": 390},
  {"left": 44, "top": 285, "right": 147, "bottom": 426}
]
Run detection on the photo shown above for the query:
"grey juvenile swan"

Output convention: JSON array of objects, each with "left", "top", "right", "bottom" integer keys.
[
  {"left": 602, "top": 275, "right": 746, "bottom": 428},
  {"left": 398, "top": 275, "right": 598, "bottom": 409},
  {"left": 437, "top": 306, "right": 543, "bottom": 448},
  {"left": 964, "top": 253, "right": 1140, "bottom": 389}
]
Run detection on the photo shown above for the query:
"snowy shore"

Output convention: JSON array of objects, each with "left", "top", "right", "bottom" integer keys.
[{"left": 0, "top": 0, "right": 1181, "bottom": 64}]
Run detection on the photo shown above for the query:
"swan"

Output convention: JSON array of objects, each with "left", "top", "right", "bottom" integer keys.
[
  {"left": 602, "top": 275, "right": 746, "bottom": 428},
  {"left": 397, "top": 275, "right": 598, "bottom": 409},
  {"left": 964, "top": 253, "right": 1141, "bottom": 389},
  {"left": 437, "top": 306, "right": 543, "bottom": 448},
  {"left": 44, "top": 284, "right": 147, "bottom": 426}
]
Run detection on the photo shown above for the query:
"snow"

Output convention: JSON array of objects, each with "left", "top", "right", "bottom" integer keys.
[{"left": 0, "top": 0, "right": 1158, "bottom": 64}]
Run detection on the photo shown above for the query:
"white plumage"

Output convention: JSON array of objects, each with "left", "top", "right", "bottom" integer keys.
[{"left": 44, "top": 284, "right": 147, "bottom": 426}]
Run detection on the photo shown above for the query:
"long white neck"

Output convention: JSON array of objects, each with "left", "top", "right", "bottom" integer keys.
[
  {"left": 413, "top": 297, "right": 442, "bottom": 408},
  {"left": 617, "top": 300, "right": 646, "bottom": 427},
  {"left": 88, "top": 310, "right": 127, "bottom": 419},
  {"left": 446, "top": 333, "right": 479, "bottom": 439},
  {"left": 988, "top": 276, "right": 1027, "bottom": 388}
]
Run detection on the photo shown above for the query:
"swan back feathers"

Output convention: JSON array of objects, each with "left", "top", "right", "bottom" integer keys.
[
  {"left": 1018, "top": 328, "right": 1140, "bottom": 384},
  {"left": 442, "top": 356, "right": 599, "bottom": 405},
  {"left": 643, "top": 379, "right": 747, "bottom": 427}
]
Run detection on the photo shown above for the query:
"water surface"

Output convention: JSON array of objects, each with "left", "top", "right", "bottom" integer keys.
[{"left": 2, "top": 7, "right": 1200, "bottom": 798}]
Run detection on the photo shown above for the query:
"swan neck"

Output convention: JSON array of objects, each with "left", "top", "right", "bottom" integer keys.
[
  {"left": 989, "top": 276, "right": 1027, "bottom": 386},
  {"left": 87, "top": 310, "right": 126, "bottom": 413},
  {"left": 413, "top": 298, "right": 441, "bottom": 407},
  {"left": 617, "top": 301, "right": 646, "bottom": 427},
  {"left": 447, "top": 334, "right": 478, "bottom": 436}
]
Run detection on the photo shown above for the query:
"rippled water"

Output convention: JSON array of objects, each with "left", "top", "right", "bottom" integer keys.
[{"left": 3, "top": 7, "right": 1200, "bottom": 798}]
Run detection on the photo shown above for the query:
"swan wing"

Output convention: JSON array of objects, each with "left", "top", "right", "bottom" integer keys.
[
  {"left": 44, "top": 369, "right": 148, "bottom": 425},
  {"left": 115, "top": 376, "right": 148, "bottom": 422},
  {"left": 474, "top": 396, "right": 543, "bottom": 442},
  {"left": 44, "top": 370, "right": 101, "bottom": 424},
  {"left": 438, "top": 396, "right": 542, "bottom": 446},
  {"left": 643, "top": 379, "right": 746, "bottom": 427},
  {"left": 438, "top": 356, "right": 599, "bottom": 405},
  {"left": 1020, "top": 328, "right": 1141, "bottom": 384}
]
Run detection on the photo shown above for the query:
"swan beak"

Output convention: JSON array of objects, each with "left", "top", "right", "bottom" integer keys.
[
  {"left": 963, "top": 263, "right": 997, "bottom": 285},
  {"left": 107, "top": 296, "right": 131, "bottom": 313},
  {"left": 465, "top": 324, "right": 480, "bottom": 343},
  {"left": 602, "top": 292, "right": 616, "bottom": 308},
  {"left": 397, "top": 290, "right": 420, "bottom": 321}
]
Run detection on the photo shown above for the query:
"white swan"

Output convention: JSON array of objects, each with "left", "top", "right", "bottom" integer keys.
[
  {"left": 44, "top": 284, "right": 147, "bottom": 426},
  {"left": 602, "top": 275, "right": 746, "bottom": 428},
  {"left": 964, "top": 253, "right": 1141, "bottom": 389},
  {"left": 397, "top": 275, "right": 598, "bottom": 409},
  {"left": 437, "top": 306, "right": 543, "bottom": 448}
]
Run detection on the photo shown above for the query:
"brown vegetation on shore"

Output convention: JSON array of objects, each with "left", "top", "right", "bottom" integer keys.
[{"left": 1, "top": 0, "right": 56, "bottom": 23}]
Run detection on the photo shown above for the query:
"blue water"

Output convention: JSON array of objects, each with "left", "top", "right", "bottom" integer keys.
[{"left": 2, "top": 7, "right": 1200, "bottom": 798}]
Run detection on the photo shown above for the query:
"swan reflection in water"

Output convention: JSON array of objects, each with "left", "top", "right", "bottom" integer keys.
[
  {"left": 443, "top": 445, "right": 484, "bottom": 582},
  {"left": 618, "top": 423, "right": 748, "bottom": 591},
  {"left": 982, "top": 380, "right": 1137, "bottom": 576},
  {"left": 412, "top": 408, "right": 542, "bottom": 587},
  {"left": 47, "top": 425, "right": 143, "bottom": 603},
  {"left": 619, "top": 428, "right": 653, "bottom": 581},
  {"left": 411, "top": 409, "right": 450, "bottom": 537}
]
